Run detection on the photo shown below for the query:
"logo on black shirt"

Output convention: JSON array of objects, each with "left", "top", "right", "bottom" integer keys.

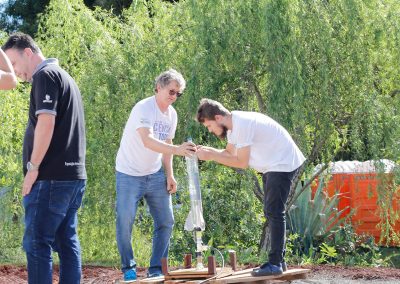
[
  {"left": 65, "top": 161, "right": 84, "bottom": 167},
  {"left": 43, "top": 95, "right": 53, "bottom": 103}
]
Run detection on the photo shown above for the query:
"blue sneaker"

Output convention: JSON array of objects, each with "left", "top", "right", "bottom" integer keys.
[
  {"left": 251, "top": 262, "right": 283, "bottom": 277},
  {"left": 123, "top": 269, "right": 137, "bottom": 281}
]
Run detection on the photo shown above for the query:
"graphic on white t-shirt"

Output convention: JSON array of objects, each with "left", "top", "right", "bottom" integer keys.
[{"left": 154, "top": 120, "right": 172, "bottom": 141}]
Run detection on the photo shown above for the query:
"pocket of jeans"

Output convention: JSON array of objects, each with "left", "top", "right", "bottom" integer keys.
[
  {"left": 49, "top": 181, "right": 76, "bottom": 215},
  {"left": 153, "top": 169, "right": 167, "bottom": 183},
  {"left": 23, "top": 180, "right": 47, "bottom": 208},
  {"left": 71, "top": 181, "right": 86, "bottom": 209}
]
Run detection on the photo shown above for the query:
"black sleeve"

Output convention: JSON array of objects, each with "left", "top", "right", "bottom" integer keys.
[{"left": 32, "top": 71, "right": 60, "bottom": 116}]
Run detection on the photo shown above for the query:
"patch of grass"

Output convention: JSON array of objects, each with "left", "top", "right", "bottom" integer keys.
[
  {"left": 0, "top": 247, "right": 26, "bottom": 265},
  {"left": 0, "top": 222, "right": 25, "bottom": 265},
  {"left": 380, "top": 247, "right": 400, "bottom": 268}
]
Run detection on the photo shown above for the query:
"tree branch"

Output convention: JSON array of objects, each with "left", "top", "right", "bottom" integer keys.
[
  {"left": 250, "top": 80, "right": 266, "bottom": 114},
  {"left": 286, "top": 163, "right": 329, "bottom": 211}
]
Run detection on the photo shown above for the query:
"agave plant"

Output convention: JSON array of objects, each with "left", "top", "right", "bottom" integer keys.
[{"left": 287, "top": 178, "right": 350, "bottom": 252}]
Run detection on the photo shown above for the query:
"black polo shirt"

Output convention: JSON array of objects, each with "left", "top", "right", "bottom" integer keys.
[{"left": 23, "top": 59, "right": 86, "bottom": 180}]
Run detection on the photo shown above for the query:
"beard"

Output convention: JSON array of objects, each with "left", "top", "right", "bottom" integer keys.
[{"left": 217, "top": 125, "right": 228, "bottom": 140}]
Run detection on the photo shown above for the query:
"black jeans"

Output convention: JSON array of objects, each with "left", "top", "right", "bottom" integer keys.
[{"left": 263, "top": 168, "right": 299, "bottom": 265}]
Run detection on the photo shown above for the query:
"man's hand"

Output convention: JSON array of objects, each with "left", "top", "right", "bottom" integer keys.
[
  {"left": 196, "top": 145, "right": 215, "bottom": 161},
  {"left": 166, "top": 175, "right": 177, "bottom": 194},
  {"left": 175, "top": 141, "right": 196, "bottom": 157},
  {"left": 196, "top": 144, "right": 249, "bottom": 169},
  {"left": 22, "top": 170, "right": 39, "bottom": 196}
]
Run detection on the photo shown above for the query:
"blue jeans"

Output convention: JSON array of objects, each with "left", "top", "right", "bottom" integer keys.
[
  {"left": 115, "top": 169, "right": 174, "bottom": 275},
  {"left": 263, "top": 168, "right": 299, "bottom": 265},
  {"left": 23, "top": 179, "right": 86, "bottom": 284}
]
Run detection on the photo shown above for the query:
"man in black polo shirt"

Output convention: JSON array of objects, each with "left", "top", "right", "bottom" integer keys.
[{"left": 3, "top": 33, "right": 86, "bottom": 284}]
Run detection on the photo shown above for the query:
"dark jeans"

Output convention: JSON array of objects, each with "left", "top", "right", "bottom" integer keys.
[
  {"left": 23, "top": 179, "right": 86, "bottom": 284},
  {"left": 263, "top": 168, "right": 299, "bottom": 265}
]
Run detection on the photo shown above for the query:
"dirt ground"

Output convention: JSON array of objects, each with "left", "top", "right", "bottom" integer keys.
[{"left": 0, "top": 264, "right": 399, "bottom": 284}]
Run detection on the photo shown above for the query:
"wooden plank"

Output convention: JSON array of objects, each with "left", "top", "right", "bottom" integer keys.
[
  {"left": 168, "top": 267, "right": 228, "bottom": 276},
  {"left": 215, "top": 268, "right": 235, "bottom": 279},
  {"left": 184, "top": 254, "right": 192, "bottom": 269},
  {"left": 189, "top": 267, "right": 234, "bottom": 282},
  {"left": 210, "top": 268, "right": 310, "bottom": 284},
  {"left": 278, "top": 272, "right": 307, "bottom": 281},
  {"left": 230, "top": 268, "right": 255, "bottom": 276},
  {"left": 226, "top": 269, "right": 308, "bottom": 283},
  {"left": 137, "top": 276, "right": 165, "bottom": 284},
  {"left": 164, "top": 280, "right": 190, "bottom": 284},
  {"left": 229, "top": 252, "right": 237, "bottom": 271},
  {"left": 184, "top": 280, "right": 206, "bottom": 284},
  {"left": 115, "top": 280, "right": 137, "bottom": 284},
  {"left": 220, "top": 268, "right": 308, "bottom": 280},
  {"left": 208, "top": 256, "right": 217, "bottom": 275},
  {"left": 168, "top": 268, "right": 211, "bottom": 276},
  {"left": 166, "top": 267, "right": 233, "bottom": 280},
  {"left": 165, "top": 274, "right": 215, "bottom": 280},
  {"left": 162, "top": 258, "right": 169, "bottom": 275}
]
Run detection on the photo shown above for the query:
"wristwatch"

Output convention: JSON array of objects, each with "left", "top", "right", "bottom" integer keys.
[{"left": 27, "top": 161, "right": 40, "bottom": 172}]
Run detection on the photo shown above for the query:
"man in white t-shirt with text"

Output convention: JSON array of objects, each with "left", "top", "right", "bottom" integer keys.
[
  {"left": 115, "top": 69, "right": 195, "bottom": 282},
  {"left": 195, "top": 98, "right": 305, "bottom": 277}
]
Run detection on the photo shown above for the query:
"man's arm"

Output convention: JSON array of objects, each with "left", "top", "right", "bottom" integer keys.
[
  {"left": 137, "top": 127, "right": 195, "bottom": 156},
  {"left": 196, "top": 143, "right": 250, "bottom": 169},
  {"left": 0, "top": 49, "right": 17, "bottom": 90},
  {"left": 163, "top": 138, "right": 177, "bottom": 194},
  {"left": 23, "top": 113, "right": 55, "bottom": 196}
]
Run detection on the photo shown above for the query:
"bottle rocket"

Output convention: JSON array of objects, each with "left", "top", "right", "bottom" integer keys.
[{"left": 184, "top": 138, "right": 206, "bottom": 269}]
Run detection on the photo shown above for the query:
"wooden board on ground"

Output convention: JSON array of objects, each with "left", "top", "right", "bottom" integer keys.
[
  {"left": 115, "top": 280, "right": 136, "bottom": 284},
  {"left": 165, "top": 267, "right": 233, "bottom": 280},
  {"left": 168, "top": 268, "right": 213, "bottom": 276},
  {"left": 229, "top": 268, "right": 254, "bottom": 277},
  {"left": 116, "top": 276, "right": 165, "bottom": 284},
  {"left": 138, "top": 276, "right": 165, "bottom": 284},
  {"left": 209, "top": 268, "right": 310, "bottom": 284},
  {"left": 165, "top": 280, "right": 216, "bottom": 284},
  {"left": 116, "top": 268, "right": 309, "bottom": 284}
]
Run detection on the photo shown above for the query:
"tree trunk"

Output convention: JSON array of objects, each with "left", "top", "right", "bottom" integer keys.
[{"left": 259, "top": 219, "right": 271, "bottom": 252}]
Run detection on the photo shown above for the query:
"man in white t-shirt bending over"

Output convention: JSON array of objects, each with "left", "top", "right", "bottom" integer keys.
[
  {"left": 115, "top": 69, "right": 196, "bottom": 282},
  {"left": 195, "top": 98, "right": 305, "bottom": 277}
]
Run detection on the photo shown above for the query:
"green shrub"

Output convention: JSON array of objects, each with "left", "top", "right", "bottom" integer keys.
[{"left": 287, "top": 178, "right": 350, "bottom": 253}]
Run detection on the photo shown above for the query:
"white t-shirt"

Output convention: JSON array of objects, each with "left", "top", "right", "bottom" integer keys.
[
  {"left": 227, "top": 111, "right": 305, "bottom": 173},
  {"left": 116, "top": 96, "right": 177, "bottom": 176}
]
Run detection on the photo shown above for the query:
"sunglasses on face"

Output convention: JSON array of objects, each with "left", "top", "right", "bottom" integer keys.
[{"left": 169, "top": 89, "right": 183, "bottom": 98}]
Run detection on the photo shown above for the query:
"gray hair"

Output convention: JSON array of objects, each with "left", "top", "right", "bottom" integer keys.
[{"left": 154, "top": 69, "right": 186, "bottom": 92}]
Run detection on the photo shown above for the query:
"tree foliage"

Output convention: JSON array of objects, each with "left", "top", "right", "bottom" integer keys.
[{"left": 0, "top": 0, "right": 52, "bottom": 34}]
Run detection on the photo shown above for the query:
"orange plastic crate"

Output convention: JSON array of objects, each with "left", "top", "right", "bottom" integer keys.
[{"left": 313, "top": 172, "right": 400, "bottom": 245}]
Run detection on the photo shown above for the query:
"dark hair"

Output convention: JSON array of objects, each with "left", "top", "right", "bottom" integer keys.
[
  {"left": 196, "top": 98, "right": 230, "bottom": 123},
  {"left": 2, "top": 32, "right": 41, "bottom": 53}
]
